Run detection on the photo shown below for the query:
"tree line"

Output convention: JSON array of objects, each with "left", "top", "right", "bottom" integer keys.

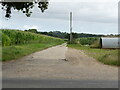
[{"left": 25, "top": 29, "right": 104, "bottom": 40}]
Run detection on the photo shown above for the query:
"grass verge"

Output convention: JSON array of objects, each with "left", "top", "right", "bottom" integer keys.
[
  {"left": 68, "top": 44, "right": 119, "bottom": 66},
  {"left": 2, "top": 42, "right": 64, "bottom": 61}
]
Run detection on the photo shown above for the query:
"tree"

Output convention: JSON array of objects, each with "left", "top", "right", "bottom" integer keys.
[
  {"left": 1, "top": 0, "right": 49, "bottom": 18},
  {"left": 25, "top": 29, "right": 37, "bottom": 33},
  {"left": 28, "top": 29, "right": 37, "bottom": 33}
]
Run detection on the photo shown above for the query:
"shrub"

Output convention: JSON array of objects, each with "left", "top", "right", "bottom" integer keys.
[
  {"left": 90, "top": 39, "right": 101, "bottom": 48},
  {"left": 77, "top": 37, "right": 99, "bottom": 45}
]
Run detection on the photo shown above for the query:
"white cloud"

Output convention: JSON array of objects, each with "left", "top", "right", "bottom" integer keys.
[
  {"left": 23, "top": 25, "right": 39, "bottom": 30},
  {"left": 30, "top": 1, "right": 118, "bottom": 23},
  {"left": 0, "top": 1, "right": 119, "bottom": 34}
]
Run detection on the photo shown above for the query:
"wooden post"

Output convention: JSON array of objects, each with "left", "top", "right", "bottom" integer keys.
[{"left": 70, "top": 12, "right": 72, "bottom": 44}]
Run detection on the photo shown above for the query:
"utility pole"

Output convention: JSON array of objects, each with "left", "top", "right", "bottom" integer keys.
[{"left": 70, "top": 12, "right": 72, "bottom": 44}]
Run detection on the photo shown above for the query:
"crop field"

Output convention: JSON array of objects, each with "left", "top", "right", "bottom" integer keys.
[
  {"left": 1, "top": 29, "right": 65, "bottom": 61},
  {"left": 2, "top": 29, "right": 64, "bottom": 46}
]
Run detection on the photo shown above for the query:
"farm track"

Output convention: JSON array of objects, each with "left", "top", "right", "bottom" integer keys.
[{"left": 2, "top": 43, "right": 118, "bottom": 88}]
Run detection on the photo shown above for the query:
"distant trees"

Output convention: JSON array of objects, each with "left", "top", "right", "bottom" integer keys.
[
  {"left": 105, "top": 34, "right": 120, "bottom": 37},
  {"left": 65, "top": 33, "right": 78, "bottom": 41},
  {"left": 40, "top": 31, "right": 68, "bottom": 39},
  {"left": 39, "top": 31, "right": 103, "bottom": 39},
  {"left": 24, "top": 29, "right": 104, "bottom": 41},
  {"left": 25, "top": 29, "right": 37, "bottom": 33}
]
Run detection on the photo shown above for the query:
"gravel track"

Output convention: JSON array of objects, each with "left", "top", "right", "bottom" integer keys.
[{"left": 2, "top": 43, "right": 118, "bottom": 88}]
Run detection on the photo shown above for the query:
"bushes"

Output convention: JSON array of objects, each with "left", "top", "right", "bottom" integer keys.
[
  {"left": 77, "top": 37, "right": 99, "bottom": 45},
  {"left": 1, "top": 29, "right": 64, "bottom": 46},
  {"left": 77, "top": 37, "right": 101, "bottom": 48},
  {"left": 90, "top": 39, "right": 101, "bottom": 48}
]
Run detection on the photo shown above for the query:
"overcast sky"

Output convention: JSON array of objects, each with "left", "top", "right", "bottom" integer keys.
[{"left": 0, "top": 0, "right": 119, "bottom": 34}]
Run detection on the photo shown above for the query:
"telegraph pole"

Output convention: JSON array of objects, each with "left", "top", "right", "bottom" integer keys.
[{"left": 70, "top": 12, "right": 72, "bottom": 44}]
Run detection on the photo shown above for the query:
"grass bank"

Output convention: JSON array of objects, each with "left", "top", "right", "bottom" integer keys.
[
  {"left": 68, "top": 44, "right": 119, "bottom": 66},
  {"left": 2, "top": 42, "right": 64, "bottom": 61},
  {"left": 2, "top": 29, "right": 65, "bottom": 61}
]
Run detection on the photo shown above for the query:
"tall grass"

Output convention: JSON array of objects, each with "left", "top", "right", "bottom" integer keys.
[
  {"left": 2, "top": 29, "right": 65, "bottom": 61},
  {"left": 68, "top": 44, "right": 119, "bottom": 66},
  {"left": 1, "top": 29, "right": 64, "bottom": 46}
]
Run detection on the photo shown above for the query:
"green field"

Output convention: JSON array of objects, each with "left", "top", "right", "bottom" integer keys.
[
  {"left": 68, "top": 44, "right": 119, "bottom": 66},
  {"left": 1, "top": 29, "right": 65, "bottom": 61}
]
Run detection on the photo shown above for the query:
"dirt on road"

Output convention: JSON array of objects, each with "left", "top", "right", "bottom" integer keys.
[{"left": 3, "top": 43, "right": 118, "bottom": 81}]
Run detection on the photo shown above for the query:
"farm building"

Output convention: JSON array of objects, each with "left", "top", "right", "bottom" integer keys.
[{"left": 100, "top": 37, "right": 120, "bottom": 49}]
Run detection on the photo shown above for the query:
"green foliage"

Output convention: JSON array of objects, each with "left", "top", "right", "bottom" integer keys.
[
  {"left": 25, "top": 29, "right": 37, "bottom": 33},
  {"left": 77, "top": 33, "right": 103, "bottom": 38},
  {"left": 90, "top": 39, "right": 101, "bottom": 48},
  {"left": 2, "top": 29, "right": 65, "bottom": 61},
  {"left": 1, "top": 29, "right": 64, "bottom": 46},
  {"left": 0, "top": 31, "right": 2, "bottom": 45},
  {"left": 39, "top": 31, "right": 102, "bottom": 44},
  {"left": 68, "top": 44, "right": 119, "bottom": 66},
  {"left": 39, "top": 31, "right": 68, "bottom": 39},
  {"left": 2, "top": 43, "right": 62, "bottom": 61},
  {"left": 1, "top": 1, "right": 49, "bottom": 18},
  {"left": 39, "top": 31, "right": 104, "bottom": 39},
  {"left": 2, "top": 33, "right": 11, "bottom": 46},
  {"left": 77, "top": 37, "right": 99, "bottom": 45}
]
